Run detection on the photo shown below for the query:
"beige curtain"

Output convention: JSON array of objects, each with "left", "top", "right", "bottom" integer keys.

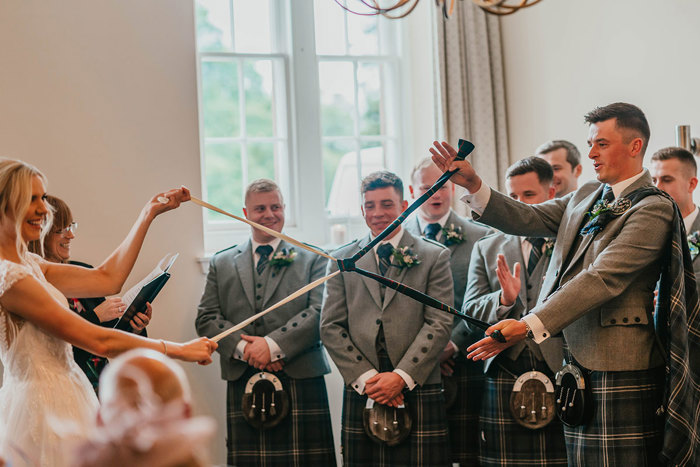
[{"left": 434, "top": 2, "right": 510, "bottom": 213}]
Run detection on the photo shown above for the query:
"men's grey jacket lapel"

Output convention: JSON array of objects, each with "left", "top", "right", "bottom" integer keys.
[
  {"left": 233, "top": 240, "right": 256, "bottom": 309},
  {"left": 262, "top": 240, "right": 290, "bottom": 306},
  {"left": 355, "top": 234, "right": 384, "bottom": 309},
  {"left": 559, "top": 185, "right": 604, "bottom": 279},
  {"left": 383, "top": 231, "right": 412, "bottom": 309}
]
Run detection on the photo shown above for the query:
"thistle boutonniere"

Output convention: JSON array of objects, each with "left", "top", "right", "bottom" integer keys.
[
  {"left": 391, "top": 246, "right": 421, "bottom": 269},
  {"left": 543, "top": 239, "right": 555, "bottom": 257},
  {"left": 441, "top": 223, "right": 464, "bottom": 246},
  {"left": 688, "top": 231, "right": 700, "bottom": 260},
  {"left": 268, "top": 248, "right": 297, "bottom": 269},
  {"left": 579, "top": 197, "right": 632, "bottom": 235}
]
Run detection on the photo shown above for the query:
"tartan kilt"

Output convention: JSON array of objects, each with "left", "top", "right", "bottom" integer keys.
[
  {"left": 226, "top": 367, "right": 336, "bottom": 467},
  {"left": 341, "top": 383, "right": 450, "bottom": 467},
  {"left": 479, "top": 352, "right": 568, "bottom": 466},
  {"left": 563, "top": 366, "right": 665, "bottom": 467},
  {"left": 444, "top": 355, "right": 484, "bottom": 466}
]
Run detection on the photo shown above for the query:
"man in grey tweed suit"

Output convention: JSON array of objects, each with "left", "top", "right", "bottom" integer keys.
[
  {"left": 462, "top": 157, "right": 566, "bottom": 466},
  {"left": 321, "top": 171, "right": 454, "bottom": 467},
  {"left": 195, "top": 179, "right": 335, "bottom": 467},
  {"left": 650, "top": 146, "right": 700, "bottom": 293},
  {"left": 406, "top": 157, "right": 491, "bottom": 466},
  {"left": 431, "top": 103, "right": 673, "bottom": 465}
]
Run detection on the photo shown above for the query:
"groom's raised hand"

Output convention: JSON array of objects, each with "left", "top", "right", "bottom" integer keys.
[{"left": 429, "top": 141, "right": 482, "bottom": 193}]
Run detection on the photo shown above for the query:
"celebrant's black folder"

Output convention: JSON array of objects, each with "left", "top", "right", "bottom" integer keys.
[{"left": 113, "top": 272, "right": 170, "bottom": 332}]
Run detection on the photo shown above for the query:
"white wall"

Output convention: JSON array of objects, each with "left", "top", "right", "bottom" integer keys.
[
  {"left": 500, "top": 0, "right": 700, "bottom": 192},
  {"left": 0, "top": 1, "right": 437, "bottom": 465}
]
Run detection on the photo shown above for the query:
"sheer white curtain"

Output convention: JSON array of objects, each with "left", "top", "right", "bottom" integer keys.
[{"left": 434, "top": 2, "right": 510, "bottom": 213}]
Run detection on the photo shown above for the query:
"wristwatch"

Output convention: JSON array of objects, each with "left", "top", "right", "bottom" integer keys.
[{"left": 521, "top": 320, "right": 534, "bottom": 339}]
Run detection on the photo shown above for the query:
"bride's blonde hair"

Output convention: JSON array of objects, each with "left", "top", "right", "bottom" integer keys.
[{"left": 0, "top": 159, "right": 53, "bottom": 259}]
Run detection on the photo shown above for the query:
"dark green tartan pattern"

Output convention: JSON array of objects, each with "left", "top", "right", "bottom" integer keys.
[
  {"left": 479, "top": 352, "right": 567, "bottom": 467},
  {"left": 445, "top": 356, "right": 483, "bottom": 466},
  {"left": 340, "top": 383, "right": 450, "bottom": 467},
  {"left": 226, "top": 368, "right": 336, "bottom": 467},
  {"left": 563, "top": 366, "right": 664, "bottom": 467}
]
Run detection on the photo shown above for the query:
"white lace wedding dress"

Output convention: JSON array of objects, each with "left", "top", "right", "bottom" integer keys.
[{"left": 0, "top": 254, "right": 98, "bottom": 466}]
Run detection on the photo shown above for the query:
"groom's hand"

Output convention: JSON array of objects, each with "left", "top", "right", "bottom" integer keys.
[
  {"left": 241, "top": 334, "right": 272, "bottom": 370},
  {"left": 429, "top": 141, "right": 482, "bottom": 193}
]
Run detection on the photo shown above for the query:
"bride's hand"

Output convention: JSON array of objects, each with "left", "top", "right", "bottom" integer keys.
[
  {"left": 170, "top": 337, "right": 217, "bottom": 365},
  {"left": 145, "top": 186, "right": 191, "bottom": 220}
]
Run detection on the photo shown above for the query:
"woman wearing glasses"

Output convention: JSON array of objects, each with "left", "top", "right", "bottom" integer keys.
[{"left": 29, "top": 195, "right": 153, "bottom": 391}]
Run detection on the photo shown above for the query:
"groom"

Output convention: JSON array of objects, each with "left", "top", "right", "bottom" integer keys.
[{"left": 195, "top": 179, "right": 335, "bottom": 466}]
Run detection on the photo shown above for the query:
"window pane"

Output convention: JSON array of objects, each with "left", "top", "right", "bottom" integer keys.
[
  {"left": 244, "top": 60, "right": 274, "bottom": 137},
  {"left": 359, "top": 141, "right": 386, "bottom": 177},
  {"left": 204, "top": 141, "right": 242, "bottom": 221},
  {"left": 233, "top": 0, "right": 271, "bottom": 53},
  {"left": 314, "top": 0, "right": 346, "bottom": 55},
  {"left": 247, "top": 142, "right": 276, "bottom": 181},
  {"left": 195, "top": 0, "right": 233, "bottom": 52},
  {"left": 324, "top": 139, "right": 359, "bottom": 217},
  {"left": 347, "top": 11, "right": 378, "bottom": 55},
  {"left": 201, "top": 60, "right": 240, "bottom": 138},
  {"left": 319, "top": 61, "right": 355, "bottom": 137},
  {"left": 357, "top": 62, "right": 382, "bottom": 136}
]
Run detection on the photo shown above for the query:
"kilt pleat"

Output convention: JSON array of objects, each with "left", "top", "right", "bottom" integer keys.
[
  {"left": 341, "top": 383, "right": 450, "bottom": 467},
  {"left": 479, "top": 354, "right": 568, "bottom": 466},
  {"left": 226, "top": 368, "right": 336, "bottom": 467},
  {"left": 563, "top": 366, "right": 664, "bottom": 467},
  {"left": 445, "top": 356, "right": 484, "bottom": 466}
]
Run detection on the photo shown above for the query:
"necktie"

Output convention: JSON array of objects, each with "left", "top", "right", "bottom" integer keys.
[
  {"left": 526, "top": 237, "right": 545, "bottom": 276},
  {"left": 601, "top": 184, "right": 614, "bottom": 203},
  {"left": 377, "top": 243, "right": 394, "bottom": 276},
  {"left": 256, "top": 245, "right": 273, "bottom": 275},
  {"left": 424, "top": 223, "right": 441, "bottom": 241}
]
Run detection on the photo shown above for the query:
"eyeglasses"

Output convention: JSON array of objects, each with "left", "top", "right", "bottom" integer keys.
[{"left": 55, "top": 222, "right": 78, "bottom": 236}]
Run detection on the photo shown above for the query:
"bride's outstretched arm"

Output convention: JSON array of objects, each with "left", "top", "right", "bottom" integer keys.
[
  {"left": 42, "top": 187, "right": 190, "bottom": 298},
  {"left": 0, "top": 273, "right": 215, "bottom": 364}
]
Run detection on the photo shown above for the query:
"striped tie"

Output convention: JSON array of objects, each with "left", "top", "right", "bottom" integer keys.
[
  {"left": 377, "top": 243, "right": 394, "bottom": 276},
  {"left": 256, "top": 245, "right": 273, "bottom": 275},
  {"left": 526, "top": 237, "right": 545, "bottom": 276}
]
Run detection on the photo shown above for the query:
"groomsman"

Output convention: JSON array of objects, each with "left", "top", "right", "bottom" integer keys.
[
  {"left": 321, "top": 171, "right": 454, "bottom": 467},
  {"left": 407, "top": 157, "right": 491, "bottom": 466},
  {"left": 462, "top": 157, "right": 566, "bottom": 466},
  {"left": 195, "top": 179, "right": 335, "bottom": 467},
  {"left": 650, "top": 146, "right": 700, "bottom": 292},
  {"left": 535, "top": 140, "right": 582, "bottom": 197},
  {"left": 431, "top": 103, "right": 674, "bottom": 465}
]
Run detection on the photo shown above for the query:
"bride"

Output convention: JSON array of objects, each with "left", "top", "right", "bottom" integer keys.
[{"left": 0, "top": 159, "right": 216, "bottom": 466}]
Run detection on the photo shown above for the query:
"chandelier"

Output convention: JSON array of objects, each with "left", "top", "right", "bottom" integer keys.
[{"left": 334, "top": 0, "right": 543, "bottom": 18}]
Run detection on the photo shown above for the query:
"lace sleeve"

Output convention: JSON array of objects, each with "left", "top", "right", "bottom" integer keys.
[{"left": 0, "top": 260, "right": 31, "bottom": 298}]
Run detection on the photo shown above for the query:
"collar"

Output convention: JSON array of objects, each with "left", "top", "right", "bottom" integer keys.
[
  {"left": 370, "top": 227, "right": 404, "bottom": 253},
  {"left": 251, "top": 237, "right": 282, "bottom": 256},
  {"left": 416, "top": 211, "right": 451, "bottom": 233},
  {"left": 683, "top": 205, "right": 699, "bottom": 233},
  {"left": 608, "top": 169, "right": 646, "bottom": 199}
]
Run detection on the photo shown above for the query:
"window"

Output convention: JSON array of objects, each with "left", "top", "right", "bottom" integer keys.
[{"left": 194, "top": 0, "right": 404, "bottom": 253}]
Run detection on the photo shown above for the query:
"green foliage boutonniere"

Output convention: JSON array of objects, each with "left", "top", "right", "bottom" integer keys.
[
  {"left": 543, "top": 239, "right": 555, "bottom": 257},
  {"left": 441, "top": 223, "right": 464, "bottom": 246},
  {"left": 688, "top": 231, "right": 700, "bottom": 260},
  {"left": 268, "top": 248, "right": 297, "bottom": 268},
  {"left": 391, "top": 246, "right": 420, "bottom": 269}
]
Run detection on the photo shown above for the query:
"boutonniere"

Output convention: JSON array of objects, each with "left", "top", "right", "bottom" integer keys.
[
  {"left": 268, "top": 248, "right": 297, "bottom": 268},
  {"left": 688, "top": 231, "right": 700, "bottom": 260},
  {"left": 543, "top": 239, "right": 555, "bottom": 257},
  {"left": 579, "top": 197, "right": 632, "bottom": 236},
  {"left": 391, "top": 246, "right": 421, "bottom": 269},
  {"left": 441, "top": 223, "right": 464, "bottom": 246}
]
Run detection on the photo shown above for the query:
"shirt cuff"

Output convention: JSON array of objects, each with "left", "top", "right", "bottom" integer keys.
[
  {"left": 459, "top": 181, "right": 492, "bottom": 216},
  {"left": 351, "top": 369, "right": 379, "bottom": 395},
  {"left": 264, "top": 336, "right": 285, "bottom": 362},
  {"left": 234, "top": 339, "right": 247, "bottom": 361},
  {"left": 393, "top": 369, "right": 416, "bottom": 391},
  {"left": 522, "top": 313, "right": 550, "bottom": 344}
]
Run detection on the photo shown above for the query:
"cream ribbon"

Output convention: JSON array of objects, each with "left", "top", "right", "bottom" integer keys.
[{"left": 211, "top": 270, "right": 340, "bottom": 343}]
